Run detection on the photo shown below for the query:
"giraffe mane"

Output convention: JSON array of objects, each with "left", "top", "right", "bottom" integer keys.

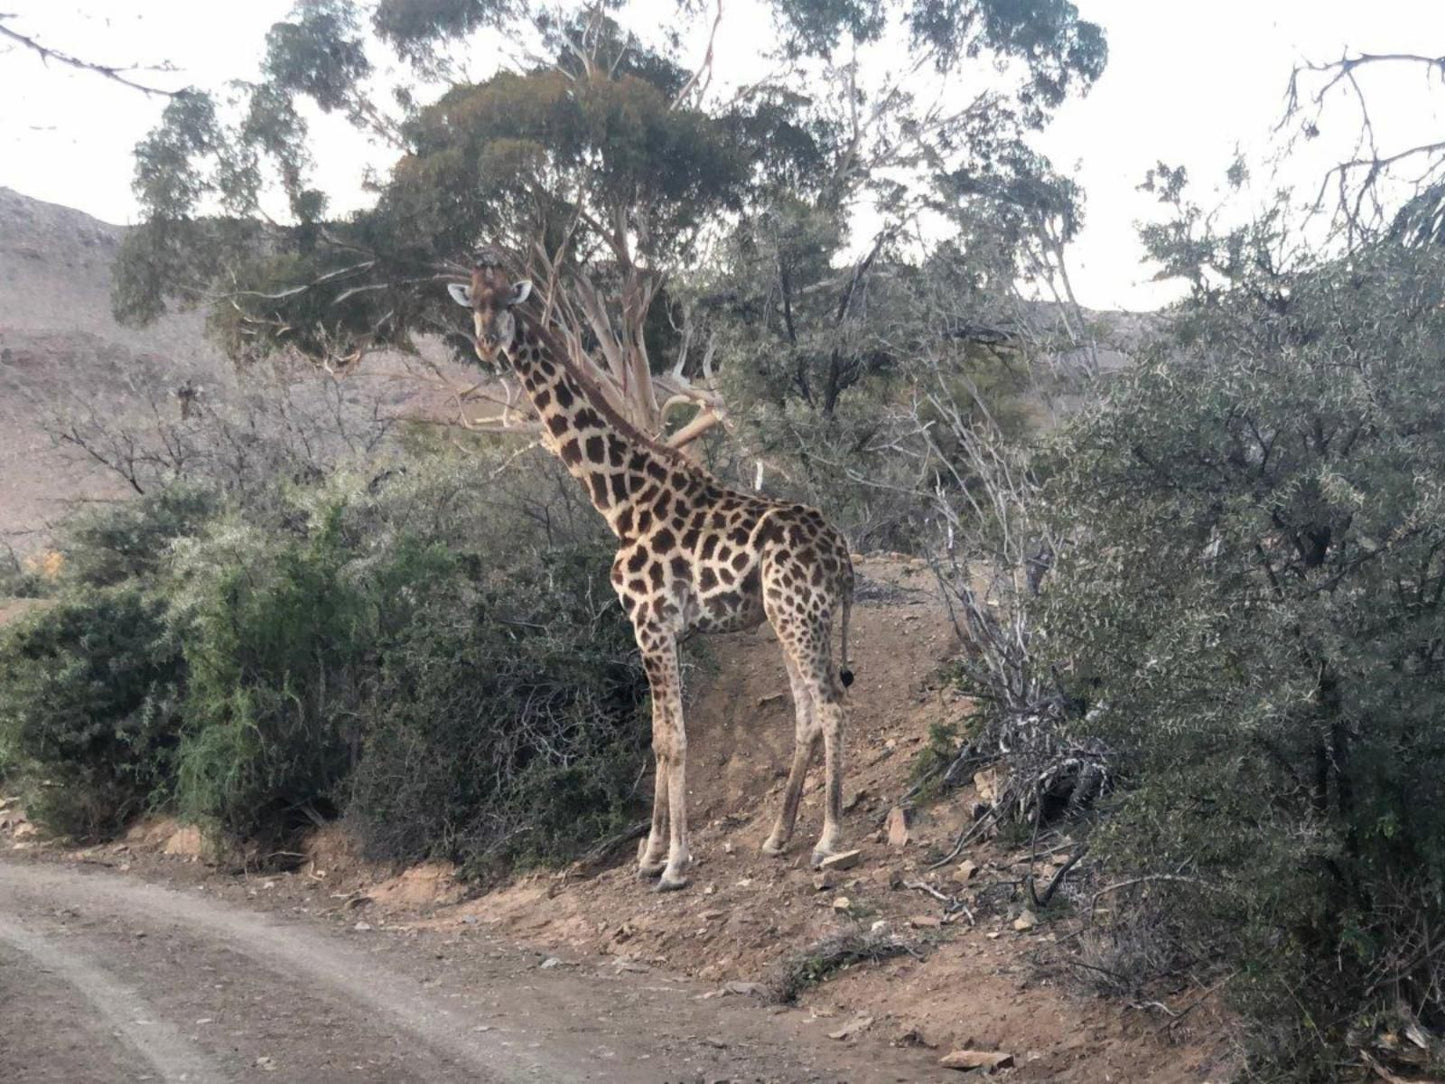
[{"left": 517, "top": 307, "right": 705, "bottom": 476}]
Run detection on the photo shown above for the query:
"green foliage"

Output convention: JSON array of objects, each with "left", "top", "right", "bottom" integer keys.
[
  {"left": 171, "top": 504, "right": 381, "bottom": 843},
  {"left": 112, "top": 0, "right": 1106, "bottom": 379},
  {"left": 348, "top": 542, "right": 648, "bottom": 878},
  {"left": 0, "top": 587, "right": 184, "bottom": 839},
  {"left": 0, "top": 446, "right": 646, "bottom": 875},
  {"left": 62, "top": 485, "right": 219, "bottom": 588},
  {"left": 1045, "top": 229, "right": 1445, "bottom": 1073}
]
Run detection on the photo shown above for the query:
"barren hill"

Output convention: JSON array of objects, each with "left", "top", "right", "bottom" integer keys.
[
  {"left": 0, "top": 188, "right": 468, "bottom": 560},
  {"left": 0, "top": 186, "right": 235, "bottom": 555}
]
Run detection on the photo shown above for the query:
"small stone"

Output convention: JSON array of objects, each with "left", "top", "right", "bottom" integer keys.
[
  {"left": 1012, "top": 911, "right": 1037, "bottom": 932},
  {"left": 952, "top": 859, "right": 978, "bottom": 883},
  {"left": 722, "top": 840, "right": 735, "bottom": 855},
  {"left": 972, "top": 768, "right": 1002, "bottom": 806},
  {"left": 255, "top": 1056, "right": 279, "bottom": 1072},
  {"left": 813, "top": 871, "right": 838, "bottom": 891},
  {"left": 352, "top": 922, "right": 372, "bottom": 932},
  {"left": 818, "top": 849, "right": 862, "bottom": 871},
  {"left": 940, "top": 1049, "right": 1014, "bottom": 1072},
  {"left": 870, "top": 919, "right": 890, "bottom": 935},
  {"left": 703, "top": 884, "right": 717, "bottom": 895},
  {"left": 539, "top": 957, "right": 562, "bottom": 969},
  {"left": 885, "top": 806, "right": 911, "bottom": 849},
  {"left": 828, "top": 1015, "right": 874, "bottom": 1040},
  {"left": 723, "top": 980, "right": 766, "bottom": 997},
  {"left": 832, "top": 896, "right": 852, "bottom": 911},
  {"left": 909, "top": 915, "right": 942, "bottom": 929}
]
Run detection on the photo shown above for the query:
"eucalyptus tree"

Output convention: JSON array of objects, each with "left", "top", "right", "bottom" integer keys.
[{"left": 114, "top": 0, "right": 1105, "bottom": 445}]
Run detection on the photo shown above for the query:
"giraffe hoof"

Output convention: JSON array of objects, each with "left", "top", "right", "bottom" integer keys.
[
  {"left": 636, "top": 860, "right": 666, "bottom": 879},
  {"left": 655, "top": 872, "right": 689, "bottom": 892},
  {"left": 809, "top": 848, "right": 838, "bottom": 869},
  {"left": 760, "top": 838, "right": 787, "bottom": 857}
]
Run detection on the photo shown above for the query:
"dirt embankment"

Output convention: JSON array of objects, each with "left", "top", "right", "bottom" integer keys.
[{"left": 3, "top": 555, "right": 1229, "bottom": 1082}]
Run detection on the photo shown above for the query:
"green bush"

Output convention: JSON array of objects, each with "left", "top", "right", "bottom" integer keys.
[
  {"left": 1045, "top": 237, "right": 1445, "bottom": 1076},
  {"left": 172, "top": 503, "right": 379, "bottom": 844},
  {"left": 347, "top": 542, "right": 649, "bottom": 879},
  {"left": 0, "top": 586, "right": 184, "bottom": 838},
  {"left": 0, "top": 443, "right": 648, "bottom": 877},
  {"left": 64, "top": 484, "right": 218, "bottom": 588}
]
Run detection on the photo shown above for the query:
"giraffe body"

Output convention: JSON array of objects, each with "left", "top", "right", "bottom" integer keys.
[{"left": 451, "top": 257, "right": 854, "bottom": 890}]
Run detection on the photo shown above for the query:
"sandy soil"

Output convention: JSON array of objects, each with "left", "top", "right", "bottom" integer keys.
[{"left": 0, "top": 854, "right": 961, "bottom": 1083}]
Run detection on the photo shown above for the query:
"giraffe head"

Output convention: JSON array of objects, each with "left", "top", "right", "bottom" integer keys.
[{"left": 447, "top": 248, "right": 534, "bottom": 366}]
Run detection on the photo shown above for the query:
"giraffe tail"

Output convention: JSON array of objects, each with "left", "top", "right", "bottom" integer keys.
[{"left": 839, "top": 563, "right": 855, "bottom": 689}]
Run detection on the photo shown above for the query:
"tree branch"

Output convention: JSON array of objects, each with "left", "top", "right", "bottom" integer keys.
[{"left": 0, "top": 16, "right": 183, "bottom": 97}]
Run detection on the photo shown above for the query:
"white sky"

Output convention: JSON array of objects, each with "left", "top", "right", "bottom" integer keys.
[{"left": 1, "top": 1, "right": 1442, "bottom": 311}]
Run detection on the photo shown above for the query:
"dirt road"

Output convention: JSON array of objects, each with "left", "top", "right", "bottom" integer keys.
[{"left": 0, "top": 856, "right": 948, "bottom": 1083}]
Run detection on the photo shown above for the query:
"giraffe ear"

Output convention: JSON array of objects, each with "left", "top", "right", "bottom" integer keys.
[
  {"left": 447, "top": 282, "right": 473, "bottom": 307},
  {"left": 509, "top": 280, "right": 533, "bottom": 306}
]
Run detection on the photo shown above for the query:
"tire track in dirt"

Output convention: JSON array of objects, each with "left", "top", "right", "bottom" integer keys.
[
  {"left": 0, "top": 918, "right": 211, "bottom": 1083},
  {"left": 1, "top": 857, "right": 944, "bottom": 1083}
]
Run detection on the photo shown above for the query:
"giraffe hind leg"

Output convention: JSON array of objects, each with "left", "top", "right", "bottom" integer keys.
[{"left": 762, "top": 650, "right": 821, "bottom": 856}]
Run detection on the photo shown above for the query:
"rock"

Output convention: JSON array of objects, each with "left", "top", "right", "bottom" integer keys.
[
  {"left": 832, "top": 896, "right": 852, "bottom": 912},
  {"left": 162, "top": 825, "right": 204, "bottom": 858},
  {"left": 895, "top": 1025, "right": 939, "bottom": 1049},
  {"left": 813, "top": 871, "right": 838, "bottom": 891},
  {"left": 972, "top": 768, "right": 1002, "bottom": 806},
  {"left": 885, "top": 806, "right": 911, "bottom": 849},
  {"left": 12, "top": 822, "right": 38, "bottom": 841},
  {"left": 722, "top": 980, "right": 766, "bottom": 997},
  {"left": 828, "top": 1015, "right": 874, "bottom": 1040},
  {"left": 1012, "top": 911, "right": 1037, "bottom": 932},
  {"left": 940, "top": 1050, "right": 1014, "bottom": 1072},
  {"left": 909, "top": 915, "right": 942, "bottom": 929},
  {"left": 255, "top": 1055, "right": 279, "bottom": 1072},
  {"left": 952, "top": 859, "right": 978, "bottom": 883},
  {"left": 539, "top": 957, "right": 562, "bottom": 969},
  {"left": 352, "top": 922, "right": 373, "bottom": 932},
  {"left": 870, "top": 919, "right": 891, "bottom": 935},
  {"left": 843, "top": 787, "right": 871, "bottom": 812},
  {"left": 818, "top": 849, "right": 862, "bottom": 871}
]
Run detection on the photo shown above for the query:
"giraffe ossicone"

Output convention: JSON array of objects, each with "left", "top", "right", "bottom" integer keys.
[{"left": 450, "top": 255, "right": 856, "bottom": 892}]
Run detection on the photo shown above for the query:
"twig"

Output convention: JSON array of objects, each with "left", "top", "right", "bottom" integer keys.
[
  {"left": 1090, "top": 874, "right": 1224, "bottom": 916},
  {"left": 0, "top": 17, "right": 182, "bottom": 97},
  {"left": 1028, "top": 844, "right": 1087, "bottom": 909},
  {"left": 902, "top": 879, "right": 950, "bottom": 903},
  {"left": 928, "top": 806, "right": 997, "bottom": 870}
]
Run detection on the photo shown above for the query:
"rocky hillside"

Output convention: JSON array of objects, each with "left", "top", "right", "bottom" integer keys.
[
  {"left": 0, "top": 188, "right": 465, "bottom": 560},
  {"left": 0, "top": 187, "right": 234, "bottom": 555}
]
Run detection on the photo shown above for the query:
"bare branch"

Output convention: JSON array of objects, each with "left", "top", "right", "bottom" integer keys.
[{"left": 0, "top": 15, "right": 183, "bottom": 97}]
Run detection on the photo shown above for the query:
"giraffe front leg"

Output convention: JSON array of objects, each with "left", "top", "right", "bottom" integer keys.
[
  {"left": 641, "top": 633, "right": 690, "bottom": 896},
  {"left": 637, "top": 650, "right": 672, "bottom": 879},
  {"left": 637, "top": 752, "right": 668, "bottom": 879},
  {"left": 657, "top": 720, "right": 691, "bottom": 891}
]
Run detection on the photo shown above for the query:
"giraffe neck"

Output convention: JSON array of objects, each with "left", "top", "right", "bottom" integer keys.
[{"left": 507, "top": 318, "right": 695, "bottom": 540}]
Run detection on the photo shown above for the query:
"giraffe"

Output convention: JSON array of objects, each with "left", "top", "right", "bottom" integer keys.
[{"left": 449, "top": 251, "right": 856, "bottom": 891}]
